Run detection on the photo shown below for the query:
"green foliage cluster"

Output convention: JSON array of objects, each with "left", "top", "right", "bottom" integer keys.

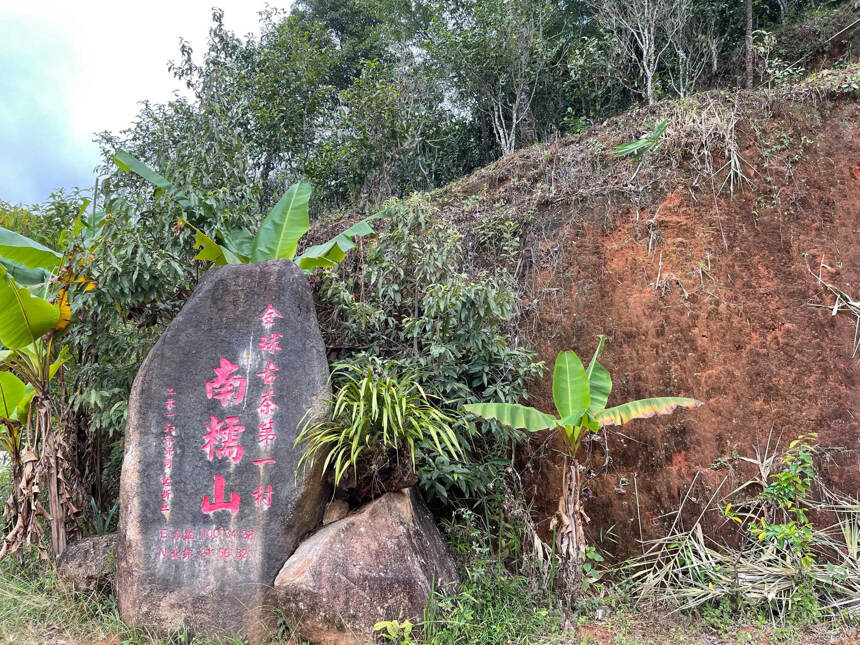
[
  {"left": 318, "top": 195, "right": 542, "bottom": 500},
  {"left": 419, "top": 505, "right": 562, "bottom": 644},
  {"left": 750, "top": 435, "right": 818, "bottom": 568},
  {"left": 295, "top": 357, "right": 463, "bottom": 486}
]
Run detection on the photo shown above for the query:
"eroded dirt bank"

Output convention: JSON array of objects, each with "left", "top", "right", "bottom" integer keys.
[{"left": 435, "top": 82, "right": 859, "bottom": 557}]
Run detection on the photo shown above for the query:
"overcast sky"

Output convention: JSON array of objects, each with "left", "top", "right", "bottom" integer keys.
[{"left": 0, "top": 1, "right": 292, "bottom": 206}]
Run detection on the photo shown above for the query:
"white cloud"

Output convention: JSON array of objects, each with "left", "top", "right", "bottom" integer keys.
[{"left": 0, "top": 0, "right": 292, "bottom": 204}]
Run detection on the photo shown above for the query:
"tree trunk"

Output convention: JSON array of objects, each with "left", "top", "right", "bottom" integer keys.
[
  {"left": 745, "top": 0, "right": 754, "bottom": 89},
  {"left": 45, "top": 437, "right": 66, "bottom": 557},
  {"left": 556, "top": 456, "right": 588, "bottom": 594},
  {"left": 39, "top": 404, "right": 68, "bottom": 558}
]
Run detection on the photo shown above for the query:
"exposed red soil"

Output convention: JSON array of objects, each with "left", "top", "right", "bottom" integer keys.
[
  {"left": 513, "top": 101, "right": 859, "bottom": 557},
  {"left": 312, "top": 87, "right": 860, "bottom": 559}
]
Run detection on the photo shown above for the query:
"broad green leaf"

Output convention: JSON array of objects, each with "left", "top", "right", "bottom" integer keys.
[
  {"left": 223, "top": 228, "right": 253, "bottom": 261},
  {"left": 588, "top": 362, "right": 612, "bottom": 413},
  {"left": 296, "top": 238, "right": 350, "bottom": 271},
  {"left": 581, "top": 412, "right": 602, "bottom": 432},
  {"left": 585, "top": 336, "right": 611, "bottom": 412},
  {"left": 0, "top": 372, "right": 26, "bottom": 418},
  {"left": 556, "top": 408, "right": 587, "bottom": 429},
  {"left": 114, "top": 151, "right": 190, "bottom": 208},
  {"left": 0, "top": 257, "right": 53, "bottom": 287},
  {"left": 13, "top": 384, "right": 35, "bottom": 422},
  {"left": 463, "top": 403, "right": 556, "bottom": 431},
  {"left": 0, "top": 267, "right": 60, "bottom": 349},
  {"left": 251, "top": 182, "right": 312, "bottom": 262},
  {"left": 592, "top": 397, "right": 702, "bottom": 427},
  {"left": 114, "top": 150, "right": 172, "bottom": 191},
  {"left": 295, "top": 213, "right": 378, "bottom": 272},
  {"left": 49, "top": 346, "right": 70, "bottom": 380},
  {"left": 0, "top": 227, "right": 62, "bottom": 271},
  {"left": 552, "top": 351, "right": 589, "bottom": 418},
  {"left": 180, "top": 219, "right": 243, "bottom": 266},
  {"left": 585, "top": 335, "right": 606, "bottom": 378},
  {"left": 340, "top": 218, "right": 377, "bottom": 238}
]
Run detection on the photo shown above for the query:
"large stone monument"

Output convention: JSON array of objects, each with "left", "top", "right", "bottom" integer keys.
[{"left": 116, "top": 259, "right": 329, "bottom": 638}]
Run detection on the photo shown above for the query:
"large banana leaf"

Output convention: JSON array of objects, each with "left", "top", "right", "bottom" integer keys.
[
  {"left": 0, "top": 372, "right": 26, "bottom": 418},
  {"left": 588, "top": 362, "right": 612, "bottom": 413},
  {"left": 0, "top": 268, "right": 60, "bottom": 349},
  {"left": 223, "top": 228, "right": 253, "bottom": 261},
  {"left": 179, "top": 219, "right": 243, "bottom": 266},
  {"left": 552, "top": 351, "right": 589, "bottom": 418},
  {"left": 592, "top": 397, "right": 702, "bottom": 427},
  {"left": 296, "top": 216, "right": 378, "bottom": 271},
  {"left": 584, "top": 335, "right": 612, "bottom": 412},
  {"left": 0, "top": 227, "right": 62, "bottom": 271},
  {"left": 463, "top": 403, "right": 557, "bottom": 431},
  {"left": 251, "top": 182, "right": 312, "bottom": 262},
  {"left": 0, "top": 257, "right": 53, "bottom": 287}
]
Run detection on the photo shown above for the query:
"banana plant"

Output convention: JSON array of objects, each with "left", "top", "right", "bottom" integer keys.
[
  {"left": 0, "top": 371, "right": 32, "bottom": 462},
  {"left": 464, "top": 335, "right": 700, "bottom": 454},
  {"left": 114, "top": 151, "right": 379, "bottom": 272},
  {"left": 0, "top": 228, "right": 77, "bottom": 560},
  {"left": 464, "top": 335, "right": 701, "bottom": 591}
]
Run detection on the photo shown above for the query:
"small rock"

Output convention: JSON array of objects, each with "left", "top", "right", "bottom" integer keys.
[
  {"left": 275, "top": 488, "right": 459, "bottom": 645},
  {"left": 322, "top": 499, "right": 349, "bottom": 525},
  {"left": 57, "top": 533, "right": 117, "bottom": 591}
]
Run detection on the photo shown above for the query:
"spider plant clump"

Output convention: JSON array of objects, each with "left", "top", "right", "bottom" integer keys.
[{"left": 295, "top": 357, "right": 464, "bottom": 501}]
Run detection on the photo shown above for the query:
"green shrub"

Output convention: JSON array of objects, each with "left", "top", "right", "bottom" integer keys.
[
  {"left": 421, "top": 506, "right": 562, "bottom": 644},
  {"left": 296, "top": 356, "right": 463, "bottom": 488},
  {"left": 317, "top": 195, "right": 542, "bottom": 502}
]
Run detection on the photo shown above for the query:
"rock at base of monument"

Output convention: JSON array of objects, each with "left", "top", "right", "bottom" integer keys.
[
  {"left": 116, "top": 259, "right": 331, "bottom": 640},
  {"left": 274, "top": 488, "right": 459, "bottom": 645},
  {"left": 322, "top": 499, "right": 349, "bottom": 525},
  {"left": 57, "top": 533, "right": 117, "bottom": 592}
]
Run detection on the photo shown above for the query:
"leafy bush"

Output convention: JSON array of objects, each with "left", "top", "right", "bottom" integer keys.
[
  {"left": 296, "top": 357, "right": 463, "bottom": 491},
  {"left": 420, "top": 506, "right": 562, "bottom": 644},
  {"left": 631, "top": 435, "right": 860, "bottom": 623},
  {"left": 317, "top": 195, "right": 542, "bottom": 501}
]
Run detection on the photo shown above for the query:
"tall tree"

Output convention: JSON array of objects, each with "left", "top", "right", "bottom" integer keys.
[
  {"left": 596, "top": 0, "right": 690, "bottom": 105},
  {"left": 745, "top": 0, "right": 754, "bottom": 89},
  {"left": 423, "top": 0, "right": 570, "bottom": 155}
]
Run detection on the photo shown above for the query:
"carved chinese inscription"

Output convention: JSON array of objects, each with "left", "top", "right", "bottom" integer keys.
[{"left": 117, "top": 260, "right": 329, "bottom": 638}]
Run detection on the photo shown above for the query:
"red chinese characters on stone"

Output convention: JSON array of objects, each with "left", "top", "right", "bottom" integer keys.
[
  {"left": 259, "top": 303, "right": 283, "bottom": 328},
  {"left": 201, "top": 416, "right": 245, "bottom": 464},
  {"left": 161, "top": 386, "right": 176, "bottom": 513},
  {"left": 201, "top": 474, "right": 240, "bottom": 515},
  {"left": 205, "top": 358, "right": 247, "bottom": 406},
  {"left": 258, "top": 333, "right": 283, "bottom": 355},
  {"left": 252, "top": 484, "right": 273, "bottom": 509},
  {"left": 257, "top": 390, "right": 279, "bottom": 418},
  {"left": 256, "top": 361, "right": 279, "bottom": 385},
  {"left": 257, "top": 419, "right": 277, "bottom": 447}
]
